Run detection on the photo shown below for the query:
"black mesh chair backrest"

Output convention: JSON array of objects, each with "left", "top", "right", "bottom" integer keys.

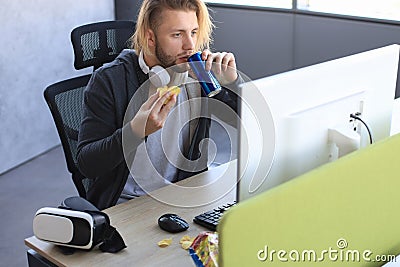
[
  {"left": 44, "top": 74, "right": 92, "bottom": 198},
  {"left": 71, "top": 20, "right": 136, "bottom": 71}
]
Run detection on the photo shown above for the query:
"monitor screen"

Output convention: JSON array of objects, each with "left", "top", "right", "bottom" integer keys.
[{"left": 237, "top": 44, "right": 400, "bottom": 202}]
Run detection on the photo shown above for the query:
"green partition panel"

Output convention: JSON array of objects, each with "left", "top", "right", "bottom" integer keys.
[{"left": 219, "top": 134, "right": 400, "bottom": 266}]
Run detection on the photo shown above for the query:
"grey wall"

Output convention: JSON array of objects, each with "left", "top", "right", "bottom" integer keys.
[
  {"left": 294, "top": 14, "right": 400, "bottom": 68},
  {"left": 115, "top": 0, "right": 142, "bottom": 21},
  {"left": 210, "top": 6, "right": 400, "bottom": 99},
  {"left": 0, "top": 1, "right": 115, "bottom": 174},
  {"left": 211, "top": 8, "right": 295, "bottom": 79}
]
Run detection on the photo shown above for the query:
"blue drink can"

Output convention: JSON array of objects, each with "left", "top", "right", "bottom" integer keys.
[{"left": 187, "top": 52, "right": 222, "bottom": 97}]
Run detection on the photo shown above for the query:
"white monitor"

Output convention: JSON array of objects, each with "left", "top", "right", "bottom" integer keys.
[{"left": 237, "top": 44, "right": 400, "bottom": 202}]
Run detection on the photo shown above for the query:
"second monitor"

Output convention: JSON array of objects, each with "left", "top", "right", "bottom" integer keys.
[{"left": 237, "top": 44, "right": 400, "bottom": 202}]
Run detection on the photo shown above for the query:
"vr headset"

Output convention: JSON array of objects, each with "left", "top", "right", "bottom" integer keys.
[{"left": 33, "top": 196, "right": 126, "bottom": 253}]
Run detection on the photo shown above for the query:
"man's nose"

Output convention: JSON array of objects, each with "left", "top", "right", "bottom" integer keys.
[{"left": 183, "top": 35, "right": 195, "bottom": 51}]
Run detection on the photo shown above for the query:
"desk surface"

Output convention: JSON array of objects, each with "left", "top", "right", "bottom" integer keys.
[{"left": 25, "top": 161, "right": 237, "bottom": 267}]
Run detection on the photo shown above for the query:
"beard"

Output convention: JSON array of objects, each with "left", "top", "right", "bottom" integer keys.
[
  {"left": 154, "top": 37, "right": 190, "bottom": 73},
  {"left": 155, "top": 42, "right": 175, "bottom": 68}
]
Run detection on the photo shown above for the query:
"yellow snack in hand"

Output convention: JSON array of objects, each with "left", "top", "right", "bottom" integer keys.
[
  {"left": 157, "top": 237, "right": 172, "bottom": 248},
  {"left": 157, "top": 86, "right": 181, "bottom": 104}
]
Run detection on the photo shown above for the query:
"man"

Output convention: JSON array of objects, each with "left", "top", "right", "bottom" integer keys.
[{"left": 77, "top": 0, "right": 242, "bottom": 209}]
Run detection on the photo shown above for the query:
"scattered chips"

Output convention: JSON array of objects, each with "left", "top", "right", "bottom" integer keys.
[
  {"left": 157, "top": 86, "right": 181, "bottom": 104},
  {"left": 180, "top": 235, "right": 195, "bottom": 250},
  {"left": 157, "top": 235, "right": 195, "bottom": 250},
  {"left": 181, "top": 240, "right": 192, "bottom": 250},
  {"left": 157, "top": 237, "right": 172, "bottom": 248},
  {"left": 179, "top": 235, "right": 192, "bottom": 244},
  {"left": 157, "top": 235, "right": 196, "bottom": 250}
]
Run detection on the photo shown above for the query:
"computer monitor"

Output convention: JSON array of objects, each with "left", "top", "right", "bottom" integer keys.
[{"left": 237, "top": 44, "right": 400, "bottom": 202}]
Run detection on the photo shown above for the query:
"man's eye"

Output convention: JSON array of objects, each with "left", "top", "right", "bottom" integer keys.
[
  {"left": 191, "top": 31, "right": 197, "bottom": 36},
  {"left": 173, "top": 33, "right": 181, "bottom": 37}
]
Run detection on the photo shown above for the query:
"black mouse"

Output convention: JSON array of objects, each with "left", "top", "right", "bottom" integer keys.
[{"left": 158, "top": 213, "right": 189, "bottom": 233}]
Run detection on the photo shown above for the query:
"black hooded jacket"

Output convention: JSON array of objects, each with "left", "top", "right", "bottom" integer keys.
[{"left": 77, "top": 50, "right": 240, "bottom": 209}]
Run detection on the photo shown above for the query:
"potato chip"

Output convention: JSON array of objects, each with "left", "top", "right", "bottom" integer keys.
[
  {"left": 157, "top": 86, "right": 181, "bottom": 104},
  {"left": 179, "top": 235, "right": 192, "bottom": 244},
  {"left": 157, "top": 86, "right": 168, "bottom": 96},
  {"left": 181, "top": 240, "right": 192, "bottom": 250},
  {"left": 157, "top": 237, "right": 172, "bottom": 248}
]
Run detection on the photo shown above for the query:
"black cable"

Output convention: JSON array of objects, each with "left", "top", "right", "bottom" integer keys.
[{"left": 350, "top": 114, "right": 373, "bottom": 144}]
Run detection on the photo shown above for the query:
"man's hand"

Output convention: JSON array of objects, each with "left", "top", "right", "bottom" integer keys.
[
  {"left": 129, "top": 91, "right": 177, "bottom": 138},
  {"left": 201, "top": 49, "right": 238, "bottom": 85}
]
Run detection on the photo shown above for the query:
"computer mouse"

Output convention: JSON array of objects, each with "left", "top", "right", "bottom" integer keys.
[{"left": 158, "top": 213, "right": 189, "bottom": 233}]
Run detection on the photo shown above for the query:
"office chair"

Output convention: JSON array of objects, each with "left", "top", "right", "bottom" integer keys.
[
  {"left": 44, "top": 74, "right": 92, "bottom": 198},
  {"left": 71, "top": 20, "right": 136, "bottom": 71}
]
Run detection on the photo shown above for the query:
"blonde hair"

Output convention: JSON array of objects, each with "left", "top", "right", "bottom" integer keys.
[{"left": 131, "top": 0, "right": 214, "bottom": 55}]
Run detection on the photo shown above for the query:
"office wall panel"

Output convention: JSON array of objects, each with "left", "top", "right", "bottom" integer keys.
[
  {"left": 211, "top": 7, "right": 294, "bottom": 80},
  {"left": 294, "top": 15, "right": 400, "bottom": 67},
  {"left": 114, "top": 0, "right": 140, "bottom": 21},
  {"left": 0, "top": 1, "right": 114, "bottom": 174},
  {"left": 294, "top": 15, "right": 400, "bottom": 98}
]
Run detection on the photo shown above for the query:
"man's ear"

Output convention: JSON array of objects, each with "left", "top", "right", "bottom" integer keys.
[{"left": 146, "top": 29, "right": 156, "bottom": 48}]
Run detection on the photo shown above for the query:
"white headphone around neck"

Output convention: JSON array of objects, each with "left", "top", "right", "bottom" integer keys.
[
  {"left": 149, "top": 65, "right": 170, "bottom": 88},
  {"left": 139, "top": 51, "right": 170, "bottom": 88}
]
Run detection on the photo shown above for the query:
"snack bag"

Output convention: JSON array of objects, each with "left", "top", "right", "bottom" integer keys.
[{"left": 189, "top": 232, "right": 219, "bottom": 267}]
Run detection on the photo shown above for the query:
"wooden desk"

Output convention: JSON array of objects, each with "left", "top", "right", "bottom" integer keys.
[{"left": 25, "top": 161, "right": 237, "bottom": 267}]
